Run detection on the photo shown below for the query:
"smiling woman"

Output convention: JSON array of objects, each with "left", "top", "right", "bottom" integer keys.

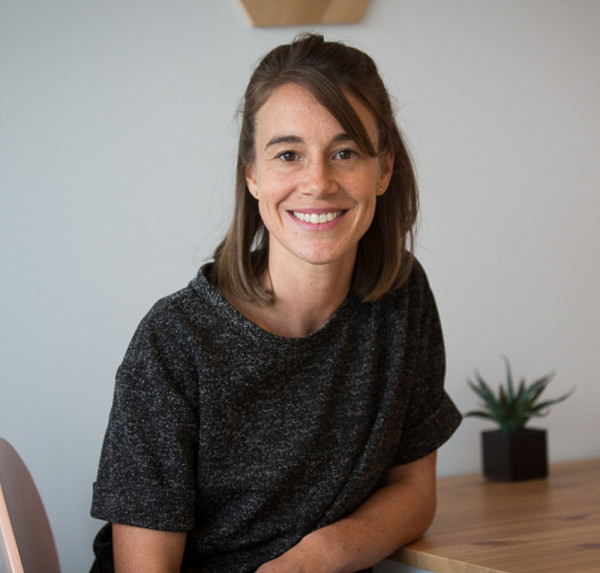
[{"left": 89, "top": 33, "right": 461, "bottom": 573}]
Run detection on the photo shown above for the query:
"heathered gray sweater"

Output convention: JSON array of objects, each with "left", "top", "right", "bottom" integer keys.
[{"left": 91, "top": 260, "right": 461, "bottom": 572}]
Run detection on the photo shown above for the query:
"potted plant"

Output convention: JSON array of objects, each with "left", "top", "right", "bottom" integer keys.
[{"left": 465, "top": 356, "right": 574, "bottom": 481}]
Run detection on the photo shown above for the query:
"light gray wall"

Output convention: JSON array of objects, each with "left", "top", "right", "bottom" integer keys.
[{"left": 2, "top": 1, "right": 599, "bottom": 570}]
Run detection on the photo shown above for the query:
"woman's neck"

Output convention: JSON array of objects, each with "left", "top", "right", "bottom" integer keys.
[
  {"left": 227, "top": 257, "right": 354, "bottom": 339},
  {"left": 268, "top": 262, "right": 352, "bottom": 337}
]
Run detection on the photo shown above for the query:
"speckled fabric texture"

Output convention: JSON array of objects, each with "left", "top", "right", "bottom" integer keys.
[{"left": 91, "top": 259, "right": 461, "bottom": 572}]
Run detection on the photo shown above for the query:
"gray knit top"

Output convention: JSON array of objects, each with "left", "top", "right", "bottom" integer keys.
[{"left": 91, "top": 259, "right": 461, "bottom": 572}]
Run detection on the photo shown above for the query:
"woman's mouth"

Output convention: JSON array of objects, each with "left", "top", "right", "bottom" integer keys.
[{"left": 292, "top": 210, "right": 344, "bottom": 224}]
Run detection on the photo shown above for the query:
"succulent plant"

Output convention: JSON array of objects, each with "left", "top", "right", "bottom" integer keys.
[{"left": 465, "top": 356, "right": 574, "bottom": 433}]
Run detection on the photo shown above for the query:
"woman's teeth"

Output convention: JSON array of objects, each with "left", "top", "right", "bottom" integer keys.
[{"left": 293, "top": 211, "right": 343, "bottom": 224}]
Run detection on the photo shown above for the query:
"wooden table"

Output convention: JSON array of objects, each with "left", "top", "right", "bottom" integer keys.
[{"left": 387, "top": 458, "right": 600, "bottom": 573}]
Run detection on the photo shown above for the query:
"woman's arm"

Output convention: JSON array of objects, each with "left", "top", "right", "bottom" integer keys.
[
  {"left": 256, "top": 451, "right": 438, "bottom": 573},
  {"left": 112, "top": 523, "right": 187, "bottom": 573}
]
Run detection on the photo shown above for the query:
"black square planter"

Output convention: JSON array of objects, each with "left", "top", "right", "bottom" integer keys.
[{"left": 481, "top": 428, "right": 548, "bottom": 481}]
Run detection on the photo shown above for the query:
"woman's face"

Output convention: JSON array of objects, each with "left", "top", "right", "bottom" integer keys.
[{"left": 245, "top": 82, "right": 393, "bottom": 275}]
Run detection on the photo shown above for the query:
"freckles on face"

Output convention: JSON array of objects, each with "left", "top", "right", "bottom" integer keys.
[{"left": 245, "top": 82, "right": 393, "bottom": 268}]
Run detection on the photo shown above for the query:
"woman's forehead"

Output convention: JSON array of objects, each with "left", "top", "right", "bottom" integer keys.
[{"left": 255, "top": 82, "right": 378, "bottom": 146}]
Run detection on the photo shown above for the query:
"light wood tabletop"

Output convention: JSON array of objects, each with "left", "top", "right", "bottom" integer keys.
[{"left": 387, "top": 457, "right": 600, "bottom": 573}]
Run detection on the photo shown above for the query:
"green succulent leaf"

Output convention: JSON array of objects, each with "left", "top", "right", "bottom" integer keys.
[
  {"left": 502, "top": 355, "right": 515, "bottom": 403},
  {"left": 463, "top": 410, "right": 497, "bottom": 421},
  {"left": 464, "top": 357, "right": 574, "bottom": 433}
]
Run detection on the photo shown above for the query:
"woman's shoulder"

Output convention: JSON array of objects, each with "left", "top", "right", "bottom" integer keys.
[
  {"left": 353, "top": 257, "right": 438, "bottom": 331},
  {"left": 130, "top": 264, "right": 219, "bottom": 335},
  {"left": 380, "top": 256, "right": 434, "bottom": 306}
]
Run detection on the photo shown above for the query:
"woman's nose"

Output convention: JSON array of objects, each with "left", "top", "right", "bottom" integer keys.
[{"left": 300, "top": 159, "right": 336, "bottom": 196}]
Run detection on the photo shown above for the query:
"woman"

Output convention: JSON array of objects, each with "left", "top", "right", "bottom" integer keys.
[{"left": 91, "top": 33, "right": 461, "bottom": 573}]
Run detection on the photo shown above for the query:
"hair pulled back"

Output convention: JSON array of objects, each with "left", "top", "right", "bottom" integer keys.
[{"left": 212, "top": 33, "right": 418, "bottom": 303}]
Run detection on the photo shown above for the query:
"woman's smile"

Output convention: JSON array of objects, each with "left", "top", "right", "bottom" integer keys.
[{"left": 291, "top": 209, "right": 345, "bottom": 225}]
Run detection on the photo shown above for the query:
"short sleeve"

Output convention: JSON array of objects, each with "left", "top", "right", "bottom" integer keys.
[
  {"left": 392, "top": 263, "right": 462, "bottom": 466},
  {"left": 394, "top": 392, "right": 462, "bottom": 465},
  {"left": 91, "top": 298, "right": 200, "bottom": 531}
]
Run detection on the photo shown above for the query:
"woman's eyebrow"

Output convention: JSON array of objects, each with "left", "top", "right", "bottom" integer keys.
[
  {"left": 332, "top": 133, "right": 354, "bottom": 144},
  {"left": 264, "top": 132, "right": 353, "bottom": 151},
  {"left": 265, "top": 135, "right": 303, "bottom": 150}
]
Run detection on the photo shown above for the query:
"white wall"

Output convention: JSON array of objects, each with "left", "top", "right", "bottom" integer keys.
[{"left": 1, "top": 1, "right": 599, "bottom": 570}]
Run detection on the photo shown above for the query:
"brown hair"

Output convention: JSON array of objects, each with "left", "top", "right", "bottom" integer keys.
[{"left": 211, "top": 33, "right": 418, "bottom": 303}]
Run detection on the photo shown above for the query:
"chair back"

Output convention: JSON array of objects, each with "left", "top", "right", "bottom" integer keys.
[{"left": 0, "top": 438, "right": 60, "bottom": 573}]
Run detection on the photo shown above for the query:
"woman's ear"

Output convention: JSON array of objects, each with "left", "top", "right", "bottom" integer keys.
[
  {"left": 377, "top": 152, "right": 394, "bottom": 195},
  {"left": 245, "top": 164, "right": 259, "bottom": 198}
]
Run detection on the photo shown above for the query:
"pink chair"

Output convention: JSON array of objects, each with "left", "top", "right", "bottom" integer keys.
[{"left": 0, "top": 438, "right": 60, "bottom": 573}]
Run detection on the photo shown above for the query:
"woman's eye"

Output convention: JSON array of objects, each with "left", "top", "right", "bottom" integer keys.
[
  {"left": 334, "top": 149, "right": 357, "bottom": 160},
  {"left": 278, "top": 151, "right": 299, "bottom": 162}
]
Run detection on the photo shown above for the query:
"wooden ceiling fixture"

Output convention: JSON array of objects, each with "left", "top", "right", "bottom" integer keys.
[{"left": 237, "top": 0, "right": 370, "bottom": 27}]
